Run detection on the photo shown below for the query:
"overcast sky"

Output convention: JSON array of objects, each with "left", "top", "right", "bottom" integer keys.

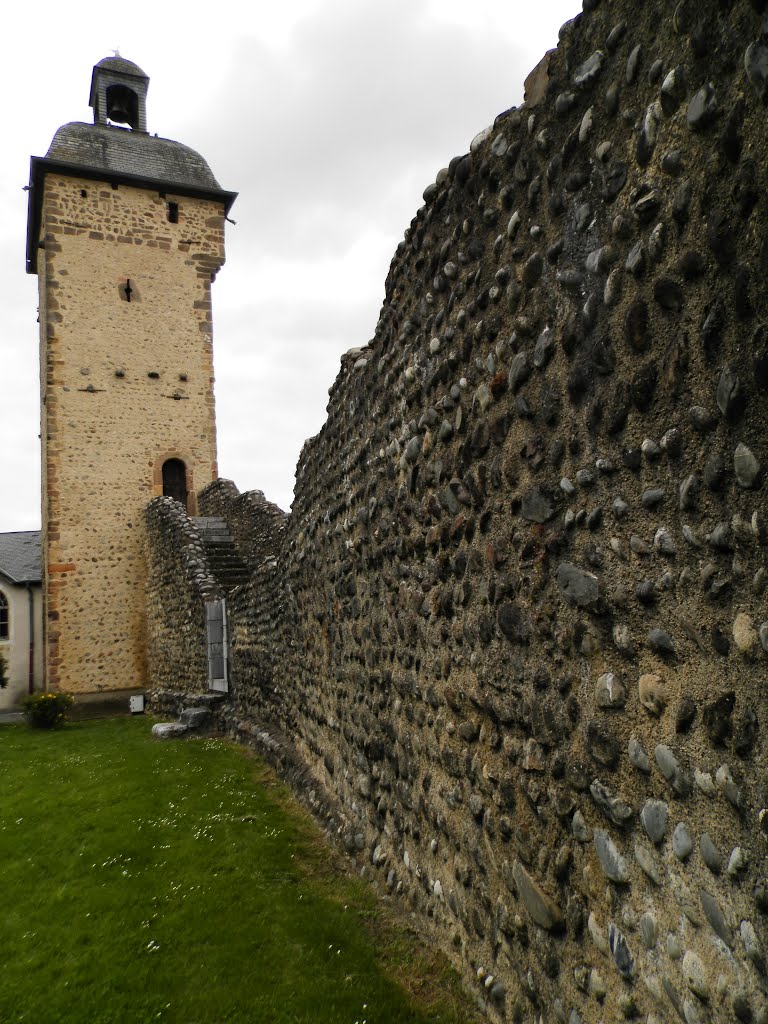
[{"left": 0, "top": 0, "right": 577, "bottom": 531}]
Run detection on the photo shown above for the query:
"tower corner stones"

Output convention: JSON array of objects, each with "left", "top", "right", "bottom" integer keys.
[{"left": 26, "top": 55, "right": 236, "bottom": 694}]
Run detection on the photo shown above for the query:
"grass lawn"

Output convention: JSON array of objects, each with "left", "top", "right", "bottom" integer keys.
[{"left": 0, "top": 717, "right": 480, "bottom": 1024}]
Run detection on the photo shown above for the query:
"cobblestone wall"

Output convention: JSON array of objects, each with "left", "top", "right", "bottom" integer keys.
[
  {"left": 148, "top": 2, "right": 768, "bottom": 1019},
  {"left": 144, "top": 497, "right": 221, "bottom": 693}
]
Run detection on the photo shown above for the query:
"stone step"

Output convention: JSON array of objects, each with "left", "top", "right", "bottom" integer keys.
[
  {"left": 193, "top": 516, "right": 228, "bottom": 529},
  {"left": 206, "top": 551, "right": 246, "bottom": 564},
  {"left": 192, "top": 516, "right": 233, "bottom": 540},
  {"left": 180, "top": 706, "right": 211, "bottom": 728},
  {"left": 152, "top": 722, "right": 189, "bottom": 740},
  {"left": 192, "top": 517, "right": 251, "bottom": 593},
  {"left": 208, "top": 567, "right": 249, "bottom": 578},
  {"left": 152, "top": 705, "right": 214, "bottom": 741}
]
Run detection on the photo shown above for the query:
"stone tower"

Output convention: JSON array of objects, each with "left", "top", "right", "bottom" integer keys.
[{"left": 26, "top": 56, "right": 236, "bottom": 695}]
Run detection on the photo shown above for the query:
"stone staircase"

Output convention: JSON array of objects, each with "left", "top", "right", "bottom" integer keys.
[{"left": 192, "top": 516, "right": 251, "bottom": 592}]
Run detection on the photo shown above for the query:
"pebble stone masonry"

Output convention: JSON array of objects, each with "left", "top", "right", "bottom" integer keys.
[{"left": 146, "top": 1, "right": 768, "bottom": 1020}]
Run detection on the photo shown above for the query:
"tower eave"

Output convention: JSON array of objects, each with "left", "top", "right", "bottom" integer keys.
[{"left": 26, "top": 155, "right": 237, "bottom": 274}]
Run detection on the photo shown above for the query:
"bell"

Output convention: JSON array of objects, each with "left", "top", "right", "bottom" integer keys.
[
  {"left": 107, "top": 99, "right": 132, "bottom": 125},
  {"left": 106, "top": 86, "right": 136, "bottom": 127}
]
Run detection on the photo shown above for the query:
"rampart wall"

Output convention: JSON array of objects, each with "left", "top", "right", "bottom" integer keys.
[
  {"left": 146, "top": 1, "right": 768, "bottom": 1019},
  {"left": 144, "top": 498, "right": 221, "bottom": 695}
]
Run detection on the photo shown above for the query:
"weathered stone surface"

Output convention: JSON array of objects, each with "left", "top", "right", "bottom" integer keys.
[
  {"left": 152, "top": 722, "right": 189, "bottom": 740},
  {"left": 700, "top": 833, "right": 723, "bottom": 874},
  {"left": 573, "top": 51, "right": 605, "bottom": 89},
  {"left": 608, "top": 924, "right": 634, "bottom": 978},
  {"left": 703, "top": 691, "right": 735, "bottom": 744},
  {"left": 590, "top": 779, "right": 634, "bottom": 826},
  {"left": 701, "top": 889, "right": 733, "bottom": 947},
  {"left": 634, "top": 840, "right": 662, "bottom": 885},
  {"left": 572, "top": 810, "right": 591, "bottom": 843},
  {"left": 740, "top": 919, "right": 764, "bottom": 970},
  {"left": 497, "top": 602, "right": 530, "bottom": 643},
  {"left": 682, "top": 950, "right": 710, "bottom": 1000},
  {"left": 556, "top": 563, "right": 600, "bottom": 607},
  {"left": 638, "top": 673, "right": 666, "bottom": 715},
  {"left": 640, "top": 911, "right": 657, "bottom": 949},
  {"left": 595, "top": 672, "right": 626, "bottom": 709},
  {"left": 655, "top": 744, "right": 692, "bottom": 796},
  {"left": 594, "top": 829, "right": 629, "bottom": 883},
  {"left": 734, "top": 443, "right": 760, "bottom": 488},
  {"left": 640, "top": 799, "right": 669, "bottom": 844},
  {"left": 648, "top": 628, "right": 676, "bottom": 657},
  {"left": 745, "top": 39, "right": 768, "bottom": 103},
  {"left": 628, "top": 737, "right": 650, "bottom": 773},
  {"left": 512, "top": 859, "right": 563, "bottom": 931},
  {"left": 179, "top": 706, "right": 210, "bottom": 729},
  {"left": 521, "top": 486, "right": 555, "bottom": 523},
  {"left": 687, "top": 84, "right": 718, "bottom": 129},
  {"left": 733, "top": 613, "right": 758, "bottom": 654}
]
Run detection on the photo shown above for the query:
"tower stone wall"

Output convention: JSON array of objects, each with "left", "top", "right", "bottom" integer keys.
[
  {"left": 28, "top": 54, "right": 234, "bottom": 695},
  {"left": 37, "top": 171, "right": 225, "bottom": 692}
]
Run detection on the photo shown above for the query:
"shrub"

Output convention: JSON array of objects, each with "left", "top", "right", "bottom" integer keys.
[
  {"left": 0, "top": 655, "right": 7, "bottom": 689},
  {"left": 21, "top": 691, "right": 74, "bottom": 729}
]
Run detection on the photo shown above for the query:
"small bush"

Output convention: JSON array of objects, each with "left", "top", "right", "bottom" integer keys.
[
  {"left": 0, "top": 655, "right": 7, "bottom": 689},
  {"left": 22, "top": 692, "right": 74, "bottom": 729}
]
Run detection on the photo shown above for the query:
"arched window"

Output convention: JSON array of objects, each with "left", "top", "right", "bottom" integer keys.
[
  {"left": 162, "top": 459, "right": 188, "bottom": 510},
  {"left": 0, "top": 592, "right": 8, "bottom": 641}
]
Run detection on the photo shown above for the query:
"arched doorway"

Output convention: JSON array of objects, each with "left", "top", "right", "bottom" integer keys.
[{"left": 162, "top": 458, "right": 188, "bottom": 510}]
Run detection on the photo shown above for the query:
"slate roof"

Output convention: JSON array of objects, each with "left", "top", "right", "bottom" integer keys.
[
  {"left": 0, "top": 532, "right": 42, "bottom": 584},
  {"left": 45, "top": 122, "right": 223, "bottom": 192},
  {"left": 92, "top": 55, "right": 148, "bottom": 80},
  {"left": 26, "top": 123, "right": 237, "bottom": 273}
]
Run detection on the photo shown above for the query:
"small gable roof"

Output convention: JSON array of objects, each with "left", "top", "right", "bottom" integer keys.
[{"left": 0, "top": 532, "right": 42, "bottom": 584}]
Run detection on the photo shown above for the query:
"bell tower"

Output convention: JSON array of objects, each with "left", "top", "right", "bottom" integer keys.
[{"left": 26, "top": 56, "right": 236, "bottom": 695}]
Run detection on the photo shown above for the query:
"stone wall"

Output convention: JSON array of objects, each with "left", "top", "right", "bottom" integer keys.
[
  {"left": 144, "top": 497, "right": 221, "bottom": 695},
  {"left": 38, "top": 173, "right": 224, "bottom": 692},
  {"left": 147, "top": 1, "right": 768, "bottom": 1020}
]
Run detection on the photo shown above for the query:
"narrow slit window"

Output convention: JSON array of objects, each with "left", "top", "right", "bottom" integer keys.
[
  {"left": 0, "top": 592, "right": 8, "bottom": 641},
  {"left": 167, "top": 202, "right": 179, "bottom": 224}
]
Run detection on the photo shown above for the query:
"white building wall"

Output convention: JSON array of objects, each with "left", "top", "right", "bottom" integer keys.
[{"left": 0, "top": 578, "right": 43, "bottom": 710}]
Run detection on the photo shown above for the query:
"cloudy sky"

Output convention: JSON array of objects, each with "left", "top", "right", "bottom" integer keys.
[{"left": 0, "top": 0, "right": 577, "bottom": 531}]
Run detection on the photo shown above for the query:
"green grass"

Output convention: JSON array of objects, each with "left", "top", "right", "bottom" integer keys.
[{"left": 0, "top": 718, "right": 479, "bottom": 1024}]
